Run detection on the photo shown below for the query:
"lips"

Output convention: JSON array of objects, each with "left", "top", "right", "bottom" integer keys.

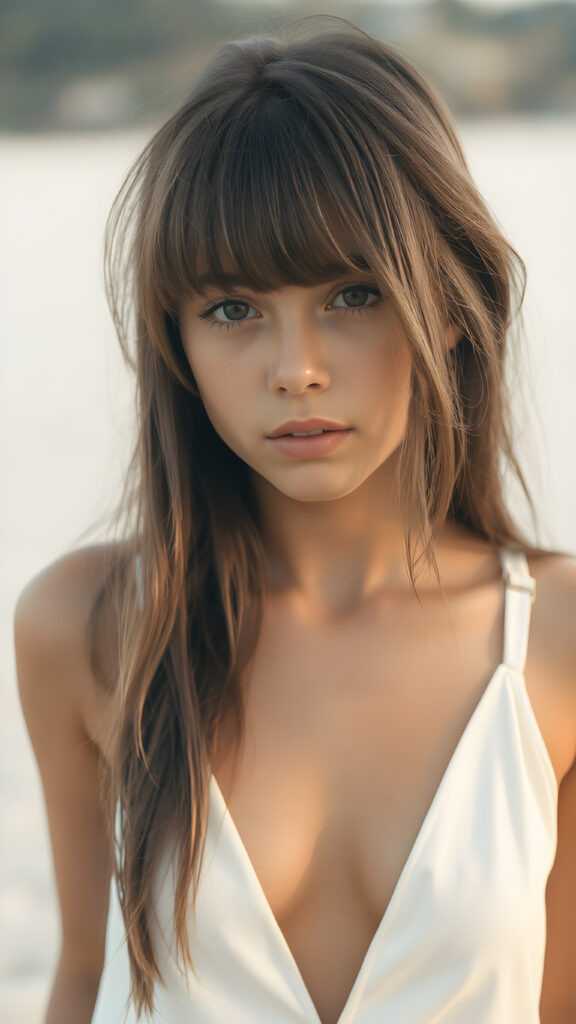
[
  {"left": 267, "top": 427, "right": 352, "bottom": 458},
  {"left": 267, "top": 418, "right": 349, "bottom": 438}
]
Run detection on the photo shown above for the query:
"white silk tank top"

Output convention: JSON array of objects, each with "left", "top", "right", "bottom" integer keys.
[{"left": 92, "top": 548, "right": 558, "bottom": 1023}]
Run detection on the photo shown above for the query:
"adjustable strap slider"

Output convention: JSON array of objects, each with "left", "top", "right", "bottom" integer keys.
[{"left": 502, "top": 565, "right": 536, "bottom": 603}]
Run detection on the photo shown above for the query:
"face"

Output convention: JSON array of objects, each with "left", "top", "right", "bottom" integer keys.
[{"left": 179, "top": 274, "right": 414, "bottom": 503}]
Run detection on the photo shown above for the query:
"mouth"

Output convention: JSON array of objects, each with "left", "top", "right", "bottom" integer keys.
[
  {"left": 266, "top": 427, "right": 353, "bottom": 459},
  {"left": 277, "top": 428, "right": 336, "bottom": 437},
  {"left": 267, "top": 419, "right": 349, "bottom": 439}
]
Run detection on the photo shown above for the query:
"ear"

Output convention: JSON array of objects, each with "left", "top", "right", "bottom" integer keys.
[{"left": 444, "top": 322, "right": 462, "bottom": 350}]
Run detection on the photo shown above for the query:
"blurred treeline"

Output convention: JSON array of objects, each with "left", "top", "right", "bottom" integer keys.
[{"left": 1, "top": 0, "right": 576, "bottom": 130}]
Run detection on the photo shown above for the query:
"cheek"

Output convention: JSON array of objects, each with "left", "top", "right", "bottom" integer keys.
[
  {"left": 357, "top": 330, "right": 413, "bottom": 427},
  {"left": 186, "top": 349, "right": 253, "bottom": 448},
  {"left": 390, "top": 346, "right": 413, "bottom": 411}
]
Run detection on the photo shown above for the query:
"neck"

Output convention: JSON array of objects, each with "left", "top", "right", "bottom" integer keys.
[{"left": 251, "top": 458, "right": 415, "bottom": 620}]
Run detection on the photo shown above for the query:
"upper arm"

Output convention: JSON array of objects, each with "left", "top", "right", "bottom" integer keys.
[
  {"left": 541, "top": 760, "right": 576, "bottom": 1021},
  {"left": 13, "top": 547, "right": 119, "bottom": 980},
  {"left": 535, "top": 553, "right": 576, "bottom": 1020}
]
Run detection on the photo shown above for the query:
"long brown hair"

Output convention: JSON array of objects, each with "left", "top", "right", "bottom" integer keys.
[{"left": 98, "top": 16, "right": 542, "bottom": 1015}]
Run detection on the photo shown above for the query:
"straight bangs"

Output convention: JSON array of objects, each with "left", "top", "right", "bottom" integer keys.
[{"left": 149, "top": 85, "right": 407, "bottom": 313}]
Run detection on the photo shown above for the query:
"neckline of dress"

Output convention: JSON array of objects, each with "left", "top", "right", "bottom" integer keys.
[{"left": 209, "top": 660, "right": 521, "bottom": 1024}]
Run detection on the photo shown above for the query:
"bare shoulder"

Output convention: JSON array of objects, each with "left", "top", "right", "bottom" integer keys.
[
  {"left": 14, "top": 541, "right": 128, "bottom": 667},
  {"left": 14, "top": 541, "right": 130, "bottom": 749},
  {"left": 528, "top": 550, "right": 576, "bottom": 675},
  {"left": 527, "top": 550, "right": 576, "bottom": 768},
  {"left": 13, "top": 542, "right": 131, "bottom": 983}
]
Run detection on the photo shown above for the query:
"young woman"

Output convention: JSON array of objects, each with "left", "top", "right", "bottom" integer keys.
[{"left": 14, "top": 17, "right": 576, "bottom": 1024}]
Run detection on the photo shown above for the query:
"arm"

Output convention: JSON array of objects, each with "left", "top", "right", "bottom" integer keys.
[
  {"left": 537, "top": 554, "right": 576, "bottom": 1023},
  {"left": 14, "top": 548, "right": 118, "bottom": 1024},
  {"left": 540, "top": 759, "right": 576, "bottom": 1023}
]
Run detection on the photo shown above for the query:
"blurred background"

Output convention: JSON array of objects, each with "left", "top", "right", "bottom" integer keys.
[
  {"left": 1, "top": 0, "right": 575, "bottom": 1020},
  {"left": 2, "top": 0, "right": 576, "bottom": 128}
]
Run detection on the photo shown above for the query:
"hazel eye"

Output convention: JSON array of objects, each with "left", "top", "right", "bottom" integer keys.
[
  {"left": 213, "top": 300, "right": 257, "bottom": 323},
  {"left": 330, "top": 286, "right": 381, "bottom": 309}
]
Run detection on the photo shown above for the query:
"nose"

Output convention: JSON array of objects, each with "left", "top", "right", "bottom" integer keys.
[{"left": 267, "top": 314, "right": 331, "bottom": 396}]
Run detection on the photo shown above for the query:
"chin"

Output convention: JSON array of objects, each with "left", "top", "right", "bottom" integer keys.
[{"left": 265, "top": 470, "right": 370, "bottom": 504}]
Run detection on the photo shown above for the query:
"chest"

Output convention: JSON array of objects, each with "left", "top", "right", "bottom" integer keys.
[{"left": 209, "top": 582, "right": 559, "bottom": 1024}]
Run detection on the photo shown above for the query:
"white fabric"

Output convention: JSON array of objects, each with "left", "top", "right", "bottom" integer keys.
[{"left": 92, "top": 548, "right": 558, "bottom": 1023}]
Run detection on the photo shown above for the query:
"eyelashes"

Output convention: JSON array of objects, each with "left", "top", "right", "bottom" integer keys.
[
  {"left": 196, "top": 284, "right": 383, "bottom": 331},
  {"left": 198, "top": 299, "right": 258, "bottom": 330}
]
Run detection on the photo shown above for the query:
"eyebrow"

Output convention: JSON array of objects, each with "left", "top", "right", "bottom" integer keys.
[{"left": 194, "top": 257, "right": 372, "bottom": 294}]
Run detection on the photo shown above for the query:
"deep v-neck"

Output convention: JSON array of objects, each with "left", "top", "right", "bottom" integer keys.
[
  {"left": 94, "top": 550, "right": 557, "bottom": 1024},
  {"left": 209, "top": 658, "right": 514, "bottom": 1024}
]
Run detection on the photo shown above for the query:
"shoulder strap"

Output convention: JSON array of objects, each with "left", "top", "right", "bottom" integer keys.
[{"left": 498, "top": 548, "right": 536, "bottom": 673}]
